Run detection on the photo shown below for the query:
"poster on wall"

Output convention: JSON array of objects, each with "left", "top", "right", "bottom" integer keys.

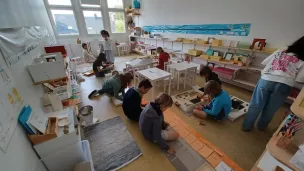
[
  {"left": 0, "top": 65, "right": 25, "bottom": 153},
  {"left": 0, "top": 26, "right": 51, "bottom": 65},
  {"left": 143, "top": 23, "right": 251, "bottom": 36}
]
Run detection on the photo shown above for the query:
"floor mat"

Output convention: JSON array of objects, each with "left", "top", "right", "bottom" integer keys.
[{"left": 84, "top": 116, "right": 142, "bottom": 171}]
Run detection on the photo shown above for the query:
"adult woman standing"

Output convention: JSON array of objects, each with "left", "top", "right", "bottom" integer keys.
[{"left": 242, "top": 36, "right": 304, "bottom": 131}]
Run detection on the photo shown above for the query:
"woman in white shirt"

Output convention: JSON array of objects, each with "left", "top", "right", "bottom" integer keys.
[
  {"left": 82, "top": 43, "right": 96, "bottom": 63},
  {"left": 242, "top": 36, "right": 304, "bottom": 132},
  {"left": 100, "top": 30, "right": 115, "bottom": 64}
]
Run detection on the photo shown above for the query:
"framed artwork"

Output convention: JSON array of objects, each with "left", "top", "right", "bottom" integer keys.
[
  {"left": 224, "top": 52, "right": 234, "bottom": 60},
  {"left": 213, "top": 51, "right": 219, "bottom": 56}
]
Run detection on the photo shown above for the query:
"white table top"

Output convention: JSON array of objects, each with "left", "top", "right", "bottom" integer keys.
[
  {"left": 167, "top": 61, "right": 200, "bottom": 71},
  {"left": 126, "top": 58, "right": 156, "bottom": 67},
  {"left": 137, "top": 67, "right": 171, "bottom": 81}
]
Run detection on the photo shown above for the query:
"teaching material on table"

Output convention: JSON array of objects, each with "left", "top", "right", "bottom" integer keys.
[
  {"left": 27, "top": 52, "right": 66, "bottom": 84},
  {"left": 18, "top": 105, "right": 35, "bottom": 134},
  {"left": 0, "top": 65, "right": 26, "bottom": 152},
  {"left": 257, "top": 151, "right": 292, "bottom": 171},
  {"left": 48, "top": 93, "right": 63, "bottom": 111},
  {"left": 84, "top": 116, "right": 142, "bottom": 171},
  {"left": 29, "top": 109, "right": 48, "bottom": 133},
  {"left": 58, "top": 117, "right": 71, "bottom": 127},
  {"left": 290, "top": 147, "right": 304, "bottom": 170}
]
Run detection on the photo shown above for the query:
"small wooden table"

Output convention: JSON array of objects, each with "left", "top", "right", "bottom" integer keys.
[
  {"left": 136, "top": 68, "right": 172, "bottom": 99},
  {"left": 167, "top": 61, "right": 200, "bottom": 90}
]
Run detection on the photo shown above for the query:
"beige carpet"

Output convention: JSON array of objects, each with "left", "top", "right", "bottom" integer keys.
[{"left": 79, "top": 54, "right": 289, "bottom": 170}]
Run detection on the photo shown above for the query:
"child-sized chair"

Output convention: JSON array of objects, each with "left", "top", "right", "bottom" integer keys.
[{"left": 116, "top": 43, "right": 129, "bottom": 56}]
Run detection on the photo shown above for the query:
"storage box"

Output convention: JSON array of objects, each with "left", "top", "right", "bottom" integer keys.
[
  {"left": 200, "top": 55, "right": 210, "bottom": 60},
  {"left": 188, "top": 49, "right": 203, "bottom": 56},
  {"left": 28, "top": 53, "right": 66, "bottom": 84},
  {"left": 209, "top": 56, "right": 223, "bottom": 61},
  {"left": 212, "top": 40, "right": 223, "bottom": 46},
  {"left": 196, "top": 39, "right": 208, "bottom": 45},
  {"left": 183, "top": 39, "right": 194, "bottom": 44},
  {"left": 175, "top": 38, "right": 184, "bottom": 42}
]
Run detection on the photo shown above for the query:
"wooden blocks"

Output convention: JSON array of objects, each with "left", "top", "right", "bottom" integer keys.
[
  {"left": 207, "top": 152, "right": 222, "bottom": 167},
  {"left": 191, "top": 140, "right": 205, "bottom": 151},
  {"left": 164, "top": 109, "right": 244, "bottom": 171},
  {"left": 196, "top": 39, "right": 209, "bottom": 45},
  {"left": 198, "top": 145, "right": 214, "bottom": 158},
  {"left": 185, "top": 134, "right": 197, "bottom": 144}
]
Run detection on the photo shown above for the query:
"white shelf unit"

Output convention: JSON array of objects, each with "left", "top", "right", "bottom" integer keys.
[{"left": 129, "top": 35, "right": 302, "bottom": 103}]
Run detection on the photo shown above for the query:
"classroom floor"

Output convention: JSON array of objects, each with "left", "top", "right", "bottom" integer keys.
[{"left": 79, "top": 54, "right": 289, "bottom": 171}]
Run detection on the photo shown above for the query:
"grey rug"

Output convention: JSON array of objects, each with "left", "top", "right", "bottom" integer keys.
[{"left": 84, "top": 116, "right": 142, "bottom": 171}]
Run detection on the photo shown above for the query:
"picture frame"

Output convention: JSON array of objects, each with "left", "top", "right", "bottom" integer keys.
[
  {"left": 213, "top": 51, "right": 219, "bottom": 56},
  {"left": 224, "top": 52, "right": 234, "bottom": 60}
]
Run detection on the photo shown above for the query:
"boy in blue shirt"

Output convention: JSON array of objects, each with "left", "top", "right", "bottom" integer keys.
[{"left": 193, "top": 80, "right": 231, "bottom": 120}]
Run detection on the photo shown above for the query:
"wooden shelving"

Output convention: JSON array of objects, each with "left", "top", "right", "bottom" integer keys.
[{"left": 291, "top": 88, "right": 304, "bottom": 120}]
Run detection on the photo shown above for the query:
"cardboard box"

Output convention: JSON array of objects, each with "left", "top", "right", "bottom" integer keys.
[
  {"left": 212, "top": 40, "right": 223, "bottom": 46},
  {"left": 209, "top": 56, "right": 223, "bottom": 61},
  {"left": 188, "top": 49, "right": 203, "bottom": 56},
  {"left": 200, "top": 55, "right": 210, "bottom": 60}
]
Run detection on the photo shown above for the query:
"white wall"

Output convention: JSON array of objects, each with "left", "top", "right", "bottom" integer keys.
[
  {"left": 46, "top": 0, "right": 131, "bottom": 57},
  {"left": 135, "top": 0, "right": 304, "bottom": 48},
  {"left": 0, "top": 0, "right": 55, "bottom": 170}
]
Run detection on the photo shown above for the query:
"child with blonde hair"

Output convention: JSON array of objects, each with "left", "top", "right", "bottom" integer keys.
[{"left": 139, "top": 93, "right": 179, "bottom": 154}]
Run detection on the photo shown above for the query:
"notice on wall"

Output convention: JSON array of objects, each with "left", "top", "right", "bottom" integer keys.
[
  {"left": 143, "top": 23, "right": 251, "bottom": 36},
  {"left": 0, "top": 65, "right": 25, "bottom": 152}
]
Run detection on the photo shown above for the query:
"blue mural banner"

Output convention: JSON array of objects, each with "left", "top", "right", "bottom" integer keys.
[{"left": 143, "top": 23, "right": 251, "bottom": 36}]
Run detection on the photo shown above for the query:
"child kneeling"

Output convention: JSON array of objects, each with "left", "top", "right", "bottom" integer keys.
[
  {"left": 193, "top": 80, "right": 231, "bottom": 120},
  {"left": 139, "top": 93, "right": 179, "bottom": 154}
]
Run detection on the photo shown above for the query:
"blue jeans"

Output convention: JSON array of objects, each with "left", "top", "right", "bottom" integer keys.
[{"left": 242, "top": 79, "right": 291, "bottom": 131}]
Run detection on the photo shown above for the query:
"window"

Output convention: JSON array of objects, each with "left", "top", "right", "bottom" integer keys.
[
  {"left": 109, "top": 12, "right": 126, "bottom": 33},
  {"left": 83, "top": 11, "right": 104, "bottom": 34},
  {"left": 80, "top": 0, "right": 100, "bottom": 7},
  {"left": 48, "top": 0, "right": 71, "bottom": 6},
  {"left": 107, "top": 0, "right": 123, "bottom": 9},
  {"left": 51, "top": 10, "right": 79, "bottom": 35}
]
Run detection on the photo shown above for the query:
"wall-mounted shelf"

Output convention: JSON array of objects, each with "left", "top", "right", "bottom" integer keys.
[{"left": 130, "top": 35, "right": 275, "bottom": 54}]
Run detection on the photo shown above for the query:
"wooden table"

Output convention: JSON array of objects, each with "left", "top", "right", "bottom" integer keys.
[
  {"left": 136, "top": 68, "right": 172, "bottom": 99},
  {"left": 167, "top": 61, "right": 200, "bottom": 90}
]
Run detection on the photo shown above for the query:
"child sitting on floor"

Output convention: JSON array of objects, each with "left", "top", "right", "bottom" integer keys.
[
  {"left": 139, "top": 93, "right": 179, "bottom": 155},
  {"left": 193, "top": 80, "right": 231, "bottom": 121},
  {"left": 199, "top": 66, "right": 222, "bottom": 85},
  {"left": 92, "top": 53, "right": 112, "bottom": 77},
  {"left": 88, "top": 72, "right": 133, "bottom": 101},
  {"left": 82, "top": 43, "right": 96, "bottom": 63}
]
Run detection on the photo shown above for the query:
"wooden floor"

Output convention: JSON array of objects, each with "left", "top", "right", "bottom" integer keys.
[{"left": 79, "top": 55, "right": 289, "bottom": 171}]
